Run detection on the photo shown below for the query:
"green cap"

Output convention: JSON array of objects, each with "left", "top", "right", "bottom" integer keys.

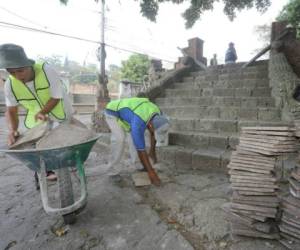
[{"left": 0, "top": 44, "right": 34, "bottom": 69}]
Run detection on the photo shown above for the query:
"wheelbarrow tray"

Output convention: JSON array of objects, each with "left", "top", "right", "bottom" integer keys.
[{"left": 0, "top": 135, "right": 101, "bottom": 171}]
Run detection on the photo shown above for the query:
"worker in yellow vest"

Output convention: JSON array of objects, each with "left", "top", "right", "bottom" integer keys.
[
  {"left": 105, "top": 97, "right": 169, "bottom": 186},
  {"left": 0, "top": 44, "right": 73, "bottom": 181}
]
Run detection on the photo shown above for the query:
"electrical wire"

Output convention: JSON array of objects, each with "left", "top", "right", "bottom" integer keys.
[
  {"left": 0, "top": 21, "right": 176, "bottom": 63},
  {"left": 0, "top": 6, "right": 47, "bottom": 29},
  {"left": 0, "top": 5, "right": 173, "bottom": 60}
]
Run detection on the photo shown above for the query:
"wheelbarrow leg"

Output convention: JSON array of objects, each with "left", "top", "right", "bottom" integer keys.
[
  {"left": 57, "top": 167, "right": 76, "bottom": 225},
  {"left": 34, "top": 172, "right": 40, "bottom": 190}
]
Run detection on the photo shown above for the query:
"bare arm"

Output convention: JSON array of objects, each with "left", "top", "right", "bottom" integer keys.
[
  {"left": 5, "top": 106, "right": 19, "bottom": 145},
  {"left": 148, "top": 126, "right": 157, "bottom": 164},
  {"left": 35, "top": 98, "right": 60, "bottom": 121},
  {"left": 137, "top": 150, "right": 161, "bottom": 186}
]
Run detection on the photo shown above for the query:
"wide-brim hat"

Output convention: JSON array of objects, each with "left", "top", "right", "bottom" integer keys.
[{"left": 0, "top": 43, "right": 35, "bottom": 69}]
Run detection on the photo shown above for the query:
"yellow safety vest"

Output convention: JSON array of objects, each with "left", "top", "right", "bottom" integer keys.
[
  {"left": 9, "top": 62, "right": 66, "bottom": 128},
  {"left": 106, "top": 97, "right": 161, "bottom": 131}
]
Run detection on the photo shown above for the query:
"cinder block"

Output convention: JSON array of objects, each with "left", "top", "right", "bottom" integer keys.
[
  {"left": 192, "top": 149, "right": 222, "bottom": 171},
  {"left": 258, "top": 109, "right": 281, "bottom": 121},
  {"left": 238, "top": 109, "right": 258, "bottom": 120},
  {"left": 236, "top": 88, "right": 252, "bottom": 97},
  {"left": 209, "top": 135, "right": 229, "bottom": 149},
  {"left": 175, "top": 148, "right": 194, "bottom": 171},
  {"left": 251, "top": 87, "right": 271, "bottom": 97}
]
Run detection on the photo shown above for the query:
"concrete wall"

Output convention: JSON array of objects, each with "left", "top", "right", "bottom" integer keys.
[
  {"left": 70, "top": 83, "right": 97, "bottom": 95},
  {"left": 72, "top": 93, "right": 96, "bottom": 104},
  {"left": 269, "top": 22, "right": 300, "bottom": 121},
  {"left": 271, "top": 22, "right": 300, "bottom": 78}
]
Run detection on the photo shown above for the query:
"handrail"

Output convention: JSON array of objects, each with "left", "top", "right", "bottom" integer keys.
[{"left": 242, "top": 28, "right": 293, "bottom": 68}]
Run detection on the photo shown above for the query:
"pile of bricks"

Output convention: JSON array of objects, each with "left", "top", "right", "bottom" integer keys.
[
  {"left": 279, "top": 166, "right": 300, "bottom": 249},
  {"left": 225, "top": 126, "right": 297, "bottom": 240}
]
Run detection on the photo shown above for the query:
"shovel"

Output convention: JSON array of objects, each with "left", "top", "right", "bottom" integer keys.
[{"left": 9, "top": 121, "right": 53, "bottom": 149}]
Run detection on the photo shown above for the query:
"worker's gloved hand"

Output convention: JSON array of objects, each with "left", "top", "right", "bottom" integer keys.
[
  {"left": 35, "top": 111, "right": 48, "bottom": 122},
  {"left": 7, "top": 131, "right": 19, "bottom": 146}
]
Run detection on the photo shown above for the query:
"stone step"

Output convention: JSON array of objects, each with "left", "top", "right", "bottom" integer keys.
[
  {"left": 164, "top": 87, "right": 271, "bottom": 98},
  {"left": 183, "top": 70, "right": 268, "bottom": 82},
  {"left": 157, "top": 145, "right": 231, "bottom": 172},
  {"left": 172, "top": 78, "right": 270, "bottom": 89},
  {"left": 0, "top": 104, "right": 5, "bottom": 114},
  {"left": 156, "top": 96, "right": 275, "bottom": 108},
  {"left": 169, "top": 118, "right": 289, "bottom": 133},
  {"left": 189, "top": 62, "right": 268, "bottom": 77},
  {"left": 169, "top": 131, "right": 239, "bottom": 150},
  {"left": 160, "top": 105, "right": 280, "bottom": 121}
]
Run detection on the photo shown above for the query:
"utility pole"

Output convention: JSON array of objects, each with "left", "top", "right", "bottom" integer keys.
[
  {"left": 96, "top": 0, "right": 109, "bottom": 110},
  {"left": 93, "top": 0, "right": 110, "bottom": 132}
]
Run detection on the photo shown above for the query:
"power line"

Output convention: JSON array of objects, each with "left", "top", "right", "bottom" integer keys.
[
  {"left": 0, "top": 21, "right": 176, "bottom": 63},
  {"left": 0, "top": 5, "right": 173, "bottom": 60},
  {"left": 106, "top": 43, "right": 175, "bottom": 63},
  {"left": 0, "top": 21, "right": 100, "bottom": 43},
  {"left": 0, "top": 6, "right": 47, "bottom": 29}
]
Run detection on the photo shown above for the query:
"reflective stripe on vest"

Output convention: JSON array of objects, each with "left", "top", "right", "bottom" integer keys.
[
  {"left": 10, "top": 62, "right": 66, "bottom": 128},
  {"left": 106, "top": 97, "right": 160, "bottom": 131}
]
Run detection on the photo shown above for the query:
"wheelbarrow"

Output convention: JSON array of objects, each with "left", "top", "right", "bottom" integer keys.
[{"left": 0, "top": 135, "right": 100, "bottom": 224}]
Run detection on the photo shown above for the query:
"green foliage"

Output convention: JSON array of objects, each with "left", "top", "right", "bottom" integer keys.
[
  {"left": 37, "top": 54, "right": 99, "bottom": 84},
  {"left": 72, "top": 73, "right": 98, "bottom": 84},
  {"left": 120, "top": 54, "right": 150, "bottom": 83},
  {"left": 137, "top": 0, "right": 271, "bottom": 28},
  {"left": 37, "top": 54, "right": 64, "bottom": 70},
  {"left": 59, "top": 0, "right": 271, "bottom": 28},
  {"left": 277, "top": 0, "right": 300, "bottom": 37}
]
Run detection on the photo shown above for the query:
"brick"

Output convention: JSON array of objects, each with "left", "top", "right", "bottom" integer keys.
[{"left": 175, "top": 148, "right": 194, "bottom": 171}]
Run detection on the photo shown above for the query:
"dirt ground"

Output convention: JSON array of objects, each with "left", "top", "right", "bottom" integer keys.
[{"left": 0, "top": 115, "right": 286, "bottom": 250}]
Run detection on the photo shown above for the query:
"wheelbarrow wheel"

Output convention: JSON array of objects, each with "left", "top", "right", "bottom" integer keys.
[
  {"left": 58, "top": 168, "right": 76, "bottom": 225},
  {"left": 63, "top": 213, "right": 76, "bottom": 225}
]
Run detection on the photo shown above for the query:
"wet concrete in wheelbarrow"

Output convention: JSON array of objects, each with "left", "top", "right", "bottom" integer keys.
[{"left": 0, "top": 118, "right": 286, "bottom": 250}]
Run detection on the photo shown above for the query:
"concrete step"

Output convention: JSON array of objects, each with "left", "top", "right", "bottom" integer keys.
[
  {"left": 72, "top": 103, "right": 95, "bottom": 114},
  {"left": 156, "top": 96, "right": 275, "bottom": 108},
  {"left": 169, "top": 131, "right": 239, "bottom": 150},
  {"left": 183, "top": 70, "right": 268, "bottom": 82},
  {"left": 157, "top": 145, "right": 231, "bottom": 172},
  {"left": 172, "top": 78, "right": 270, "bottom": 89},
  {"left": 169, "top": 118, "right": 289, "bottom": 133},
  {"left": 189, "top": 63, "right": 268, "bottom": 78},
  {"left": 164, "top": 87, "right": 271, "bottom": 98},
  {"left": 0, "top": 103, "right": 5, "bottom": 114},
  {"left": 160, "top": 105, "right": 280, "bottom": 121}
]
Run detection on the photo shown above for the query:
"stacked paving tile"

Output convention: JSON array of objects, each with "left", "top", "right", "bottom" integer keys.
[
  {"left": 226, "top": 126, "right": 297, "bottom": 240},
  {"left": 279, "top": 131, "right": 300, "bottom": 250},
  {"left": 155, "top": 61, "right": 290, "bottom": 171}
]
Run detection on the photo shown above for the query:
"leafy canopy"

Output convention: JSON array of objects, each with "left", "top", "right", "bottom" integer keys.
[
  {"left": 59, "top": 0, "right": 271, "bottom": 28},
  {"left": 120, "top": 54, "right": 150, "bottom": 83},
  {"left": 150, "top": 0, "right": 271, "bottom": 28},
  {"left": 277, "top": 0, "right": 300, "bottom": 37}
]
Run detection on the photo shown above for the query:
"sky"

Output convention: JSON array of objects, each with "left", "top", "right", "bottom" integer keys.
[{"left": 0, "top": 0, "right": 290, "bottom": 69}]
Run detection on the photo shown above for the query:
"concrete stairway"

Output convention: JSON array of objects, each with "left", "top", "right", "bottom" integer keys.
[{"left": 155, "top": 61, "right": 287, "bottom": 172}]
